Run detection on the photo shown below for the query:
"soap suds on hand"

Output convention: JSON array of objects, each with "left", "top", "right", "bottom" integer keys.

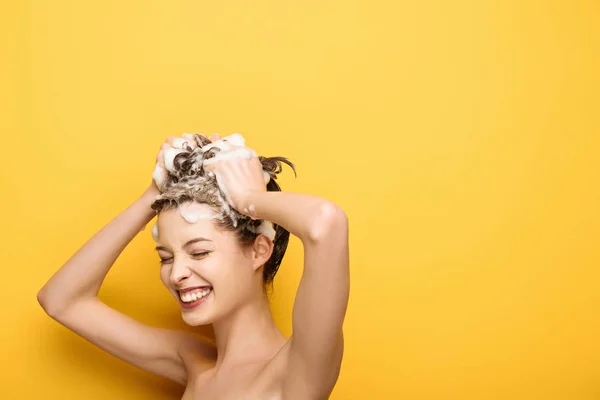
[
  {"left": 248, "top": 204, "right": 257, "bottom": 219},
  {"left": 152, "top": 164, "right": 167, "bottom": 192},
  {"left": 200, "top": 133, "right": 266, "bottom": 225},
  {"left": 163, "top": 147, "right": 184, "bottom": 172},
  {"left": 171, "top": 138, "right": 187, "bottom": 149},
  {"left": 152, "top": 132, "right": 281, "bottom": 243}
]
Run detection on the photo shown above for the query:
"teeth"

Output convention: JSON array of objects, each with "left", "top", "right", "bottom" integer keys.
[{"left": 180, "top": 288, "right": 211, "bottom": 303}]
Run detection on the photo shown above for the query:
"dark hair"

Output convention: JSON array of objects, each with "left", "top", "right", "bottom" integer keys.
[{"left": 150, "top": 133, "right": 296, "bottom": 291}]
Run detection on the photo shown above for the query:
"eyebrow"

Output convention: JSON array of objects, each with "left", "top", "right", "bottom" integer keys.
[{"left": 155, "top": 237, "right": 213, "bottom": 252}]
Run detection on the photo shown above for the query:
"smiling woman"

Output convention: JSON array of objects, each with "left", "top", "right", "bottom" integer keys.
[{"left": 37, "top": 132, "right": 350, "bottom": 400}]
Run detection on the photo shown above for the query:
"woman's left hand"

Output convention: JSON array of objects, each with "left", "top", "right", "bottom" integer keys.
[{"left": 203, "top": 146, "right": 266, "bottom": 219}]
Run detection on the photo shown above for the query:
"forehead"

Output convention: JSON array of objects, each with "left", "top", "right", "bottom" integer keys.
[{"left": 156, "top": 203, "right": 224, "bottom": 246}]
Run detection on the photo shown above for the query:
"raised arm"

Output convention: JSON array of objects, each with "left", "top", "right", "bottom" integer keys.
[
  {"left": 200, "top": 141, "right": 350, "bottom": 397},
  {"left": 243, "top": 192, "right": 350, "bottom": 398},
  {"left": 37, "top": 136, "right": 219, "bottom": 385}
]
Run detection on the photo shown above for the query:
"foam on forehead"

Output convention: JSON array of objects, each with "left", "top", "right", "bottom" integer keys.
[
  {"left": 151, "top": 221, "right": 159, "bottom": 242},
  {"left": 178, "top": 202, "right": 221, "bottom": 224}
]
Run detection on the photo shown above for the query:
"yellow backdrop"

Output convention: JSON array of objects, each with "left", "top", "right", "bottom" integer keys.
[{"left": 2, "top": 1, "right": 599, "bottom": 399}]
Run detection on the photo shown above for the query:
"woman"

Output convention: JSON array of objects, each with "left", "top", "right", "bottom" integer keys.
[{"left": 37, "top": 132, "right": 350, "bottom": 399}]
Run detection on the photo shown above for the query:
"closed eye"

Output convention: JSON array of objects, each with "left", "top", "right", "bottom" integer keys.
[
  {"left": 159, "top": 257, "right": 173, "bottom": 265},
  {"left": 159, "top": 252, "right": 210, "bottom": 265}
]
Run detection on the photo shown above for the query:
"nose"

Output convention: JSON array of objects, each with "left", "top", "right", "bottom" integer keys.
[{"left": 169, "top": 256, "right": 192, "bottom": 285}]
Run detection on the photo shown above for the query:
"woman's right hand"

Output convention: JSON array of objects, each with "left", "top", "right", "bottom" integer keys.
[{"left": 151, "top": 133, "right": 221, "bottom": 193}]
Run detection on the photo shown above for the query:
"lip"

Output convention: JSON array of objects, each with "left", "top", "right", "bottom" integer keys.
[
  {"left": 178, "top": 285, "right": 212, "bottom": 294},
  {"left": 178, "top": 288, "right": 212, "bottom": 309}
]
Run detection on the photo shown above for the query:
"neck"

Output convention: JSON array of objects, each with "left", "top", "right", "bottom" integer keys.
[{"left": 212, "top": 291, "right": 288, "bottom": 371}]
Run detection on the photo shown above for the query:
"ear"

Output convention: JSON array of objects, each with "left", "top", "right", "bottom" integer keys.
[{"left": 251, "top": 234, "right": 274, "bottom": 271}]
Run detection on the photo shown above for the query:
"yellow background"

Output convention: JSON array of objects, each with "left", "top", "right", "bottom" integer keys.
[{"left": 2, "top": 1, "right": 599, "bottom": 399}]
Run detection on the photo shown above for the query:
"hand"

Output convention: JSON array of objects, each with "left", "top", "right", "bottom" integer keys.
[
  {"left": 202, "top": 143, "right": 266, "bottom": 218},
  {"left": 151, "top": 133, "right": 221, "bottom": 192}
]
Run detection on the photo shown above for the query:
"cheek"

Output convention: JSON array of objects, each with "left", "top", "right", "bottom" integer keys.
[
  {"left": 159, "top": 265, "right": 171, "bottom": 286},
  {"left": 216, "top": 257, "right": 255, "bottom": 288},
  {"left": 198, "top": 258, "right": 234, "bottom": 289}
]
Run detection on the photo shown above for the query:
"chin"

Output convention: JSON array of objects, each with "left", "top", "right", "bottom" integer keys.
[
  {"left": 179, "top": 300, "right": 216, "bottom": 326},
  {"left": 181, "top": 312, "right": 214, "bottom": 327}
]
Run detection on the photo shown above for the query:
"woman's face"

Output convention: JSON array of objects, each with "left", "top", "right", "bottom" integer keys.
[{"left": 154, "top": 202, "right": 267, "bottom": 326}]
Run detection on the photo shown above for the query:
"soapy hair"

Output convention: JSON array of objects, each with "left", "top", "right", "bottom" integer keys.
[{"left": 150, "top": 133, "right": 296, "bottom": 290}]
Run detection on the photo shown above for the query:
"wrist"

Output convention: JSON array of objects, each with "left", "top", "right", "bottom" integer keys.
[
  {"left": 240, "top": 191, "right": 266, "bottom": 220},
  {"left": 143, "top": 183, "right": 161, "bottom": 200},
  {"left": 139, "top": 184, "right": 160, "bottom": 214}
]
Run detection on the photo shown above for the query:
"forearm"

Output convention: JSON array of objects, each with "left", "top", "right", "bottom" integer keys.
[
  {"left": 244, "top": 191, "right": 338, "bottom": 243},
  {"left": 37, "top": 185, "right": 159, "bottom": 314}
]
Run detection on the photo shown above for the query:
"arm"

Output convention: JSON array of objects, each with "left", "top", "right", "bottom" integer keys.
[
  {"left": 37, "top": 184, "right": 213, "bottom": 385},
  {"left": 243, "top": 191, "right": 350, "bottom": 397},
  {"left": 202, "top": 145, "right": 350, "bottom": 396}
]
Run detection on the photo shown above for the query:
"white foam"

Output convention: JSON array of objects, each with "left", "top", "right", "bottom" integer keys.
[
  {"left": 200, "top": 133, "right": 246, "bottom": 154},
  {"left": 164, "top": 147, "right": 184, "bottom": 172},
  {"left": 224, "top": 133, "right": 246, "bottom": 146},
  {"left": 248, "top": 203, "right": 259, "bottom": 221},
  {"left": 202, "top": 147, "right": 257, "bottom": 167},
  {"left": 171, "top": 138, "right": 187, "bottom": 149},
  {"left": 257, "top": 220, "right": 276, "bottom": 241},
  {"left": 151, "top": 222, "right": 159, "bottom": 242},
  {"left": 181, "top": 133, "right": 199, "bottom": 148},
  {"left": 178, "top": 202, "right": 218, "bottom": 224},
  {"left": 152, "top": 163, "right": 166, "bottom": 192}
]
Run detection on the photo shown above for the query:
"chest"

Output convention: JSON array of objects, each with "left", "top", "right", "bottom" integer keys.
[{"left": 181, "top": 364, "right": 282, "bottom": 400}]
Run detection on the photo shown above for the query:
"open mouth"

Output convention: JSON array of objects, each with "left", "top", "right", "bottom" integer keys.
[{"left": 178, "top": 287, "right": 212, "bottom": 309}]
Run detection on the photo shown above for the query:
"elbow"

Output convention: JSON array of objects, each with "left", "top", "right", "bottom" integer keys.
[
  {"left": 37, "top": 289, "right": 59, "bottom": 318},
  {"left": 37, "top": 288, "right": 70, "bottom": 319},
  {"left": 307, "top": 202, "right": 348, "bottom": 243},
  {"left": 37, "top": 290, "right": 52, "bottom": 316}
]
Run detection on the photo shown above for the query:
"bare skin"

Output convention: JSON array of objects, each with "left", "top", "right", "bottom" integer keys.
[{"left": 37, "top": 134, "right": 350, "bottom": 400}]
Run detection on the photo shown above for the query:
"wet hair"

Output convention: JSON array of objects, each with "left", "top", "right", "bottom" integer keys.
[{"left": 150, "top": 133, "right": 296, "bottom": 291}]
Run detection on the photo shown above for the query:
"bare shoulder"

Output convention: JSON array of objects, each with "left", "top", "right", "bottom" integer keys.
[
  {"left": 270, "top": 336, "right": 343, "bottom": 396},
  {"left": 177, "top": 330, "right": 218, "bottom": 373}
]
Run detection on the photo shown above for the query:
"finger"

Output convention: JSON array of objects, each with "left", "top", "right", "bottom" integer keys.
[
  {"left": 156, "top": 148, "right": 165, "bottom": 164},
  {"left": 203, "top": 160, "right": 217, "bottom": 172},
  {"left": 171, "top": 137, "right": 187, "bottom": 149},
  {"left": 181, "top": 133, "right": 197, "bottom": 149},
  {"left": 213, "top": 171, "right": 232, "bottom": 204},
  {"left": 163, "top": 146, "right": 184, "bottom": 172},
  {"left": 165, "top": 136, "right": 179, "bottom": 147},
  {"left": 152, "top": 162, "right": 167, "bottom": 192}
]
